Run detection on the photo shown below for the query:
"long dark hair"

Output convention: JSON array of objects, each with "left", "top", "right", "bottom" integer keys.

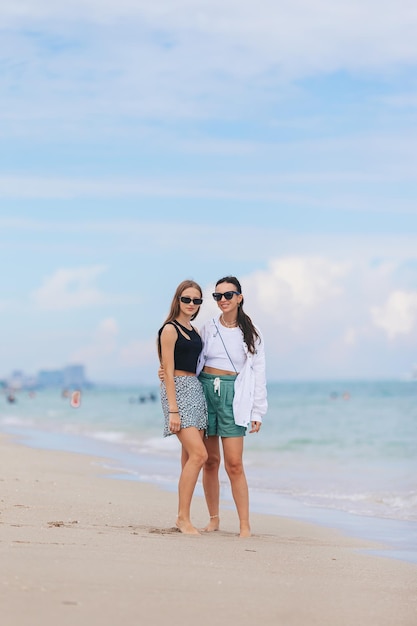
[
  {"left": 215, "top": 276, "right": 260, "bottom": 354},
  {"left": 157, "top": 279, "right": 203, "bottom": 362}
]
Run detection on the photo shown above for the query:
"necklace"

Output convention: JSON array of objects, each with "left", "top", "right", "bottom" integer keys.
[{"left": 221, "top": 314, "right": 238, "bottom": 328}]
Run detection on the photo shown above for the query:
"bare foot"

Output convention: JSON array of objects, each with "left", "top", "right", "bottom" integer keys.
[
  {"left": 176, "top": 519, "right": 201, "bottom": 535},
  {"left": 201, "top": 515, "right": 220, "bottom": 533},
  {"left": 239, "top": 523, "right": 251, "bottom": 538}
]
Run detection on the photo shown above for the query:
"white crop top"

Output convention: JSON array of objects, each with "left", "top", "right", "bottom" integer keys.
[{"left": 205, "top": 326, "right": 246, "bottom": 373}]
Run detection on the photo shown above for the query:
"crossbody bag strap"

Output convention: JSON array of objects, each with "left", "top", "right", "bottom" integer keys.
[{"left": 212, "top": 318, "right": 238, "bottom": 373}]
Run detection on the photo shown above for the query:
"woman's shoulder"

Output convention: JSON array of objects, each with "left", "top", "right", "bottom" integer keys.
[{"left": 159, "top": 321, "right": 179, "bottom": 337}]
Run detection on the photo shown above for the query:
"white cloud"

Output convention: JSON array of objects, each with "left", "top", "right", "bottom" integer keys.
[
  {"left": 70, "top": 317, "right": 119, "bottom": 364},
  {"left": 59, "top": 257, "right": 417, "bottom": 382},
  {"left": 2, "top": 241, "right": 416, "bottom": 381},
  {"left": 242, "top": 256, "right": 350, "bottom": 329},
  {"left": 2, "top": 218, "right": 417, "bottom": 266},
  {"left": 342, "top": 327, "right": 359, "bottom": 346},
  {"left": 2, "top": 0, "right": 417, "bottom": 136},
  {"left": 3, "top": 1, "right": 417, "bottom": 76},
  {"left": 1, "top": 142, "right": 416, "bottom": 211},
  {"left": 32, "top": 266, "right": 107, "bottom": 311},
  {"left": 217, "top": 254, "right": 417, "bottom": 379},
  {"left": 69, "top": 319, "right": 160, "bottom": 383},
  {"left": 371, "top": 290, "right": 417, "bottom": 339},
  {"left": 119, "top": 339, "right": 158, "bottom": 367},
  {"left": 97, "top": 317, "right": 119, "bottom": 337}
]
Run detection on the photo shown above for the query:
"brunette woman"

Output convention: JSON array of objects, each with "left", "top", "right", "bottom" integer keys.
[{"left": 196, "top": 276, "right": 267, "bottom": 537}]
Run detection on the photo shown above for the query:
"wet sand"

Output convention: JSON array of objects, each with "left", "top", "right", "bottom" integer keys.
[{"left": 1, "top": 433, "right": 416, "bottom": 626}]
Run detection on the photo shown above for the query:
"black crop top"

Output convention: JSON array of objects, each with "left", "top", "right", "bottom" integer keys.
[{"left": 158, "top": 321, "right": 202, "bottom": 374}]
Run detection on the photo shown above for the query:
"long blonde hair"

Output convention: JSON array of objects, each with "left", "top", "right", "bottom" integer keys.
[{"left": 157, "top": 279, "right": 203, "bottom": 361}]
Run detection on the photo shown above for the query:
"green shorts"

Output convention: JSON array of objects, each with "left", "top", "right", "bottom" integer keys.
[{"left": 199, "top": 371, "right": 246, "bottom": 438}]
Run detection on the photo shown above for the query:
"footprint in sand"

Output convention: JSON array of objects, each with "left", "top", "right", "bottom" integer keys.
[{"left": 148, "top": 527, "right": 180, "bottom": 535}]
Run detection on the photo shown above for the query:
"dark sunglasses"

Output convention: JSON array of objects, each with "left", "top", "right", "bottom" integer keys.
[
  {"left": 180, "top": 296, "right": 203, "bottom": 305},
  {"left": 212, "top": 291, "right": 241, "bottom": 301}
]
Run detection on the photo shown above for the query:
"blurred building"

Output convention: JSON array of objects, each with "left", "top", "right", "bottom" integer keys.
[
  {"left": 63, "top": 364, "right": 86, "bottom": 388},
  {"left": 36, "top": 364, "right": 87, "bottom": 389},
  {"left": 7, "top": 369, "right": 25, "bottom": 390},
  {"left": 37, "top": 369, "right": 65, "bottom": 388},
  {"left": 3, "top": 364, "right": 90, "bottom": 390}
]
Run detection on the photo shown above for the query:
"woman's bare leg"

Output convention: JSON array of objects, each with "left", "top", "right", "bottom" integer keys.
[
  {"left": 222, "top": 437, "right": 250, "bottom": 537},
  {"left": 201, "top": 435, "right": 221, "bottom": 531},
  {"left": 181, "top": 445, "right": 188, "bottom": 469},
  {"left": 175, "top": 428, "right": 207, "bottom": 535}
]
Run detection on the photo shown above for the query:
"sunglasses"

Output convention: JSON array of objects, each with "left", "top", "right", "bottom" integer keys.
[
  {"left": 180, "top": 296, "right": 203, "bottom": 305},
  {"left": 212, "top": 291, "right": 241, "bottom": 301}
]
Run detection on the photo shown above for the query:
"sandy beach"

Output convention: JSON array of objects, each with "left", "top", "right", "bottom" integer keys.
[{"left": 1, "top": 432, "right": 416, "bottom": 626}]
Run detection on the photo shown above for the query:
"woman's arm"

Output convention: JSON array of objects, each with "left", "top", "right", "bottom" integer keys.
[
  {"left": 251, "top": 329, "right": 268, "bottom": 422},
  {"left": 159, "top": 324, "right": 181, "bottom": 431},
  {"left": 195, "top": 319, "right": 211, "bottom": 376}
]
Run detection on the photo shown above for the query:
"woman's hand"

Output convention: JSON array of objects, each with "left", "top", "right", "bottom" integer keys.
[
  {"left": 158, "top": 365, "right": 165, "bottom": 381},
  {"left": 169, "top": 413, "right": 181, "bottom": 433},
  {"left": 249, "top": 421, "right": 261, "bottom": 433}
]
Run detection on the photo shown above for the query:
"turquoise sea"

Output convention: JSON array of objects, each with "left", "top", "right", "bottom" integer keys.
[{"left": 1, "top": 380, "right": 416, "bottom": 563}]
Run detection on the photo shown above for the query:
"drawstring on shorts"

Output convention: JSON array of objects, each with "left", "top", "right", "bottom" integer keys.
[{"left": 213, "top": 377, "right": 221, "bottom": 395}]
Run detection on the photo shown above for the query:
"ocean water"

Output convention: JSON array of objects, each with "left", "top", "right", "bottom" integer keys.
[{"left": 1, "top": 380, "right": 416, "bottom": 563}]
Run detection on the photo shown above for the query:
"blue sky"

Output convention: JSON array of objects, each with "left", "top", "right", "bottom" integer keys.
[{"left": 1, "top": 1, "right": 417, "bottom": 384}]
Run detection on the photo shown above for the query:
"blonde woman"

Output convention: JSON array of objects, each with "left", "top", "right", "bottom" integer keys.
[{"left": 157, "top": 280, "right": 208, "bottom": 535}]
